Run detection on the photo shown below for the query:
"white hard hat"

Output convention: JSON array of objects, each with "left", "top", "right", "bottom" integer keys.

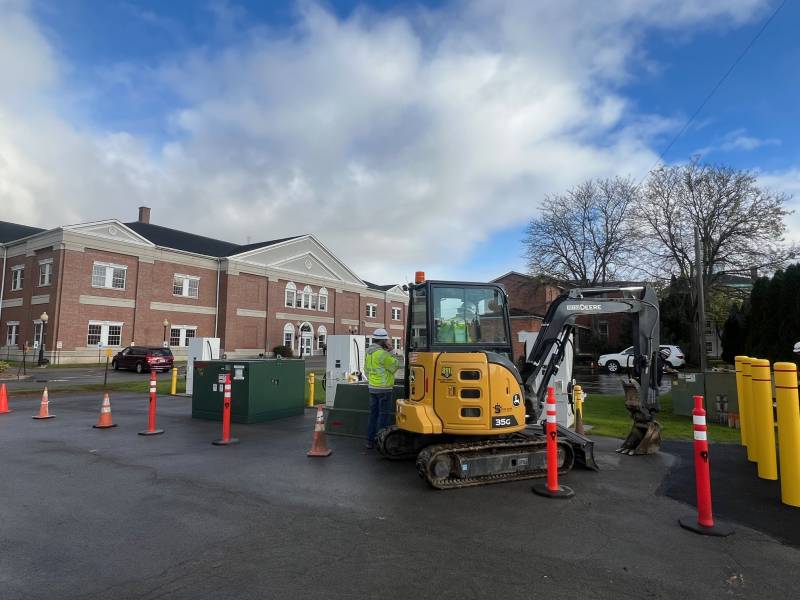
[{"left": 372, "top": 328, "right": 389, "bottom": 340}]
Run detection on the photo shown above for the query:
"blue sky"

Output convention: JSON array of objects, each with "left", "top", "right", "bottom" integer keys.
[{"left": 1, "top": 0, "right": 798, "bottom": 283}]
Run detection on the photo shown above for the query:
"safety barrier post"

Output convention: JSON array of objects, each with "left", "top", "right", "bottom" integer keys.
[
  {"left": 307, "top": 372, "right": 316, "bottom": 408},
  {"left": 679, "top": 395, "right": 734, "bottom": 536},
  {"left": 734, "top": 356, "right": 748, "bottom": 450},
  {"left": 138, "top": 371, "right": 164, "bottom": 436},
  {"left": 170, "top": 367, "right": 178, "bottom": 396},
  {"left": 213, "top": 373, "right": 239, "bottom": 446},
  {"left": 774, "top": 363, "right": 800, "bottom": 507},
  {"left": 741, "top": 358, "right": 757, "bottom": 462},
  {"left": 751, "top": 358, "right": 777, "bottom": 480},
  {"left": 532, "top": 387, "right": 574, "bottom": 499},
  {"left": 574, "top": 384, "right": 585, "bottom": 436}
]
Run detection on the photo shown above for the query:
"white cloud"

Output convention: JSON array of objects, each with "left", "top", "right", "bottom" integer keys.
[
  {"left": 0, "top": 0, "right": 772, "bottom": 282},
  {"left": 696, "top": 128, "right": 781, "bottom": 155},
  {"left": 758, "top": 168, "right": 800, "bottom": 244}
]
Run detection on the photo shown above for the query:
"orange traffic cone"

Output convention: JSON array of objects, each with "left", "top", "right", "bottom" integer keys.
[
  {"left": 93, "top": 393, "right": 117, "bottom": 429},
  {"left": 307, "top": 405, "right": 332, "bottom": 457},
  {"left": 0, "top": 383, "right": 11, "bottom": 414},
  {"left": 32, "top": 387, "right": 55, "bottom": 419}
]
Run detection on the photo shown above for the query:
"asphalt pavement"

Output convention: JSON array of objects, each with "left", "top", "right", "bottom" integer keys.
[{"left": 0, "top": 391, "right": 797, "bottom": 599}]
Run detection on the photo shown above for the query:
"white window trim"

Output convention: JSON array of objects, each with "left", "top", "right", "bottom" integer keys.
[
  {"left": 366, "top": 303, "right": 377, "bottom": 318},
  {"left": 285, "top": 282, "right": 297, "bottom": 308},
  {"left": 6, "top": 322, "right": 20, "bottom": 346},
  {"left": 169, "top": 325, "right": 198, "bottom": 347},
  {"left": 391, "top": 307, "right": 401, "bottom": 321},
  {"left": 38, "top": 261, "right": 53, "bottom": 287},
  {"left": 302, "top": 286, "right": 312, "bottom": 310},
  {"left": 392, "top": 337, "right": 402, "bottom": 351},
  {"left": 283, "top": 323, "right": 295, "bottom": 348},
  {"left": 11, "top": 265, "right": 24, "bottom": 291},
  {"left": 173, "top": 274, "right": 200, "bottom": 299},
  {"left": 87, "top": 320, "right": 124, "bottom": 347},
  {"left": 317, "top": 325, "right": 327, "bottom": 350},
  {"left": 318, "top": 288, "right": 328, "bottom": 312},
  {"left": 91, "top": 261, "right": 127, "bottom": 290}
]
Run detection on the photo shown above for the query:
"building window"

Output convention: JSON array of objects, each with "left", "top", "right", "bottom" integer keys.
[
  {"left": 598, "top": 322, "right": 609, "bottom": 339},
  {"left": 170, "top": 326, "right": 197, "bottom": 347},
  {"left": 392, "top": 337, "right": 401, "bottom": 351},
  {"left": 319, "top": 288, "right": 328, "bottom": 312},
  {"left": 704, "top": 320, "right": 713, "bottom": 335},
  {"left": 91, "top": 262, "right": 126, "bottom": 290},
  {"left": 366, "top": 303, "right": 377, "bottom": 318},
  {"left": 391, "top": 307, "right": 401, "bottom": 321},
  {"left": 87, "top": 321, "right": 123, "bottom": 347},
  {"left": 11, "top": 266, "right": 24, "bottom": 291},
  {"left": 283, "top": 323, "right": 295, "bottom": 348},
  {"left": 33, "top": 321, "right": 43, "bottom": 346},
  {"left": 705, "top": 341, "right": 713, "bottom": 354},
  {"left": 285, "top": 282, "right": 296, "bottom": 308},
  {"left": 39, "top": 260, "right": 53, "bottom": 287},
  {"left": 317, "top": 325, "right": 327, "bottom": 350},
  {"left": 6, "top": 322, "right": 19, "bottom": 346},
  {"left": 173, "top": 274, "right": 199, "bottom": 298},
  {"left": 365, "top": 336, "right": 373, "bottom": 347},
  {"left": 302, "top": 286, "right": 312, "bottom": 309}
]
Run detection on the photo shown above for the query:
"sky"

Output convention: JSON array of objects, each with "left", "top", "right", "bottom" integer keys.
[{"left": 0, "top": 0, "right": 798, "bottom": 284}]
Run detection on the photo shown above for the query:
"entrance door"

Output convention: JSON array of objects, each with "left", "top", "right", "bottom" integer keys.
[{"left": 299, "top": 323, "right": 313, "bottom": 357}]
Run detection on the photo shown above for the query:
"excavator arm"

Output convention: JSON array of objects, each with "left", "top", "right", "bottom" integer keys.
[{"left": 520, "top": 285, "right": 662, "bottom": 456}]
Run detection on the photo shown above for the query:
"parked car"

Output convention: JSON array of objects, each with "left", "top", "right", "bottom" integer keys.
[
  {"left": 597, "top": 344, "right": 685, "bottom": 373},
  {"left": 794, "top": 341, "right": 800, "bottom": 355},
  {"left": 112, "top": 346, "right": 174, "bottom": 373}
]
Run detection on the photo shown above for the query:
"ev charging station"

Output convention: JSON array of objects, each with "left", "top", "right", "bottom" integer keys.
[
  {"left": 324, "top": 335, "right": 366, "bottom": 407},
  {"left": 520, "top": 331, "right": 575, "bottom": 428},
  {"left": 186, "top": 337, "right": 220, "bottom": 395}
]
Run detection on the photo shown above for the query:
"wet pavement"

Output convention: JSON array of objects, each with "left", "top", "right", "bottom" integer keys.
[
  {"left": 0, "top": 391, "right": 797, "bottom": 599},
  {"left": 573, "top": 366, "right": 674, "bottom": 395}
]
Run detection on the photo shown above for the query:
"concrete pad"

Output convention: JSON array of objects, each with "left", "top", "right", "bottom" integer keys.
[{"left": 0, "top": 391, "right": 797, "bottom": 599}]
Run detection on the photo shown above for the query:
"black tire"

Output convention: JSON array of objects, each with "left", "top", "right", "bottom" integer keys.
[
  {"left": 112, "top": 360, "right": 119, "bottom": 371},
  {"left": 606, "top": 360, "right": 620, "bottom": 374},
  {"left": 135, "top": 362, "right": 145, "bottom": 374}
]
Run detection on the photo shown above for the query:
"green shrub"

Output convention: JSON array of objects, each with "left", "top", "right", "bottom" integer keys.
[
  {"left": 272, "top": 345, "right": 294, "bottom": 358},
  {"left": 0, "top": 361, "right": 8, "bottom": 374}
]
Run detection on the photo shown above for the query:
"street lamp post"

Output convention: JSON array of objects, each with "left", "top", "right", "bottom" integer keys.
[
  {"left": 38, "top": 312, "right": 49, "bottom": 366},
  {"left": 163, "top": 319, "right": 170, "bottom": 347}
]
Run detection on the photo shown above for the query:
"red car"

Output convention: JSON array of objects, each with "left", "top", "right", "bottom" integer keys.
[{"left": 112, "top": 346, "right": 174, "bottom": 373}]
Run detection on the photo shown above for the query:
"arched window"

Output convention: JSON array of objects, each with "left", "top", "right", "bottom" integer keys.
[
  {"left": 318, "top": 287, "right": 328, "bottom": 312},
  {"left": 299, "top": 322, "right": 313, "bottom": 357},
  {"left": 302, "top": 285, "right": 312, "bottom": 309},
  {"left": 283, "top": 323, "right": 294, "bottom": 348},
  {"left": 317, "top": 325, "right": 327, "bottom": 350},
  {"left": 284, "top": 282, "right": 296, "bottom": 308}
]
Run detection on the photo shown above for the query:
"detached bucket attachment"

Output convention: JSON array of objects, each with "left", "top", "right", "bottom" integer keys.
[
  {"left": 617, "top": 380, "right": 662, "bottom": 455},
  {"left": 556, "top": 424, "right": 598, "bottom": 470}
]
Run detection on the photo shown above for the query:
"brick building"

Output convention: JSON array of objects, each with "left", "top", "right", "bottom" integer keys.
[{"left": 0, "top": 208, "right": 407, "bottom": 363}]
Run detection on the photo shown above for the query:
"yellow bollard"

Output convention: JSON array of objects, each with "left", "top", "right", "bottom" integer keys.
[
  {"left": 774, "top": 363, "right": 800, "bottom": 507},
  {"left": 734, "top": 356, "right": 749, "bottom": 450},
  {"left": 307, "top": 372, "right": 316, "bottom": 408},
  {"left": 751, "top": 358, "right": 777, "bottom": 480},
  {"left": 573, "top": 385, "right": 585, "bottom": 435},
  {"left": 741, "top": 358, "right": 757, "bottom": 462},
  {"left": 170, "top": 367, "right": 178, "bottom": 396}
]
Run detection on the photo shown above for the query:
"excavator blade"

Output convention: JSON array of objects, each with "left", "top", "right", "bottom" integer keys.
[{"left": 555, "top": 424, "right": 599, "bottom": 470}]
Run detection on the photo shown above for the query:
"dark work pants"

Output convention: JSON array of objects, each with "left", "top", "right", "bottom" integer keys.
[{"left": 367, "top": 390, "right": 393, "bottom": 443}]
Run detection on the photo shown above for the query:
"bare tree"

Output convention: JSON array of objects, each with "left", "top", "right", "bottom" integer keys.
[
  {"left": 524, "top": 177, "right": 639, "bottom": 285},
  {"left": 637, "top": 157, "right": 796, "bottom": 299}
]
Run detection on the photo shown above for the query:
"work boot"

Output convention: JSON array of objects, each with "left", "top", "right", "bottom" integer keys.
[{"left": 365, "top": 442, "right": 374, "bottom": 450}]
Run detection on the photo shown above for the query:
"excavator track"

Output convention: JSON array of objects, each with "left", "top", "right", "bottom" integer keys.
[{"left": 415, "top": 435, "right": 575, "bottom": 490}]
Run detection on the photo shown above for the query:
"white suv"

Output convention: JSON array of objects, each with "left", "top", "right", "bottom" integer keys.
[{"left": 598, "top": 345, "right": 685, "bottom": 373}]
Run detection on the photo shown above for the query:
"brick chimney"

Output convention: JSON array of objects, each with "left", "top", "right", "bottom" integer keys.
[{"left": 138, "top": 206, "right": 151, "bottom": 224}]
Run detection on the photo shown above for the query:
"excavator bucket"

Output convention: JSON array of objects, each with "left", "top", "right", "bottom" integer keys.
[{"left": 616, "top": 380, "right": 662, "bottom": 456}]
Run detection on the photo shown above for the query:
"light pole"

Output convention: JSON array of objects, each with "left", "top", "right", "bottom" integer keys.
[
  {"left": 163, "top": 319, "right": 170, "bottom": 347},
  {"left": 38, "top": 311, "right": 48, "bottom": 366}
]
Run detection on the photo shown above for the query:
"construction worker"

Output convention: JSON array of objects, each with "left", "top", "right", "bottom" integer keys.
[{"left": 364, "top": 328, "right": 400, "bottom": 449}]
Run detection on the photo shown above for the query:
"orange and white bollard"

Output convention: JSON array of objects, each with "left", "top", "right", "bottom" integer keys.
[
  {"left": 679, "top": 395, "right": 734, "bottom": 536},
  {"left": 532, "top": 386, "right": 574, "bottom": 499},
  {"left": 93, "top": 393, "right": 117, "bottom": 429},
  {"left": 32, "top": 387, "right": 55, "bottom": 419},
  {"left": 307, "top": 405, "right": 332, "bottom": 457},
  {"left": 0, "top": 383, "right": 11, "bottom": 414},
  {"left": 213, "top": 373, "right": 239, "bottom": 446},
  {"left": 138, "top": 371, "right": 164, "bottom": 436}
]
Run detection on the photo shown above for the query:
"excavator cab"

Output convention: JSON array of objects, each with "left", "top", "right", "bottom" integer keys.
[{"left": 397, "top": 280, "right": 528, "bottom": 436}]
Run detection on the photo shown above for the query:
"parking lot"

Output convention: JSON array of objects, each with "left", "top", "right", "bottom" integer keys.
[{"left": 1, "top": 389, "right": 798, "bottom": 599}]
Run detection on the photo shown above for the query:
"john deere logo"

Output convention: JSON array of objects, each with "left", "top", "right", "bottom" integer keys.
[{"left": 441, "top": 366, "right": 452, "bottom": 378}]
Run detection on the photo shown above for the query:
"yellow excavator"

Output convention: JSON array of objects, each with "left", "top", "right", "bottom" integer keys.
[{"left": 377, "top": 273, "right": 663, "bottom": 489}]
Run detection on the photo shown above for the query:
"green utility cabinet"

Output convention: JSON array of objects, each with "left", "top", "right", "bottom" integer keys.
[
  {"left": 192, "top": 359, "right": 305, "bottom": 423},
  {"left": 671, "top": 371, "right": 741, "bottom": 423},
  {"left": 325, "top": 382, "right": 403, "bottom": 438}
]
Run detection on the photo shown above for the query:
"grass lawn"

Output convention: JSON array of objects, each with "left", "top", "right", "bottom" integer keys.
[{"left": 584, "top": 393, "right": 742, "bottom": 443}]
